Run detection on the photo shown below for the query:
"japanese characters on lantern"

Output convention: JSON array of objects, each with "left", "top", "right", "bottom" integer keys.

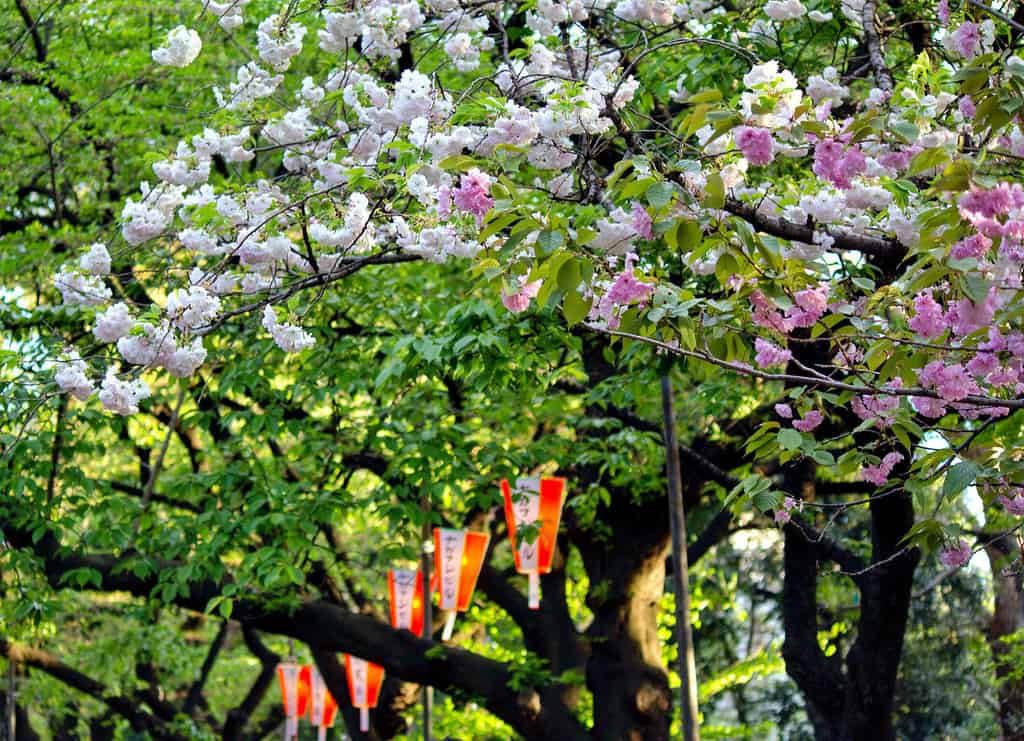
[
  {"left": 344, "top": 654, "right": 385, "bottom": 732},
  {"left": 434, "top": 527, "right": 490, "bottom": 640},
  {"left": 501, "top": 476, "right": 567, "bottom": 609},
  {"left": 308, "top": 665, "right": 339, "bottom": 741},
  {"left": 388, "top": 567, "right": 425, "bottom": 636},
  {"left": 276, "top": 661, "right": 311, "bottom": 740}
]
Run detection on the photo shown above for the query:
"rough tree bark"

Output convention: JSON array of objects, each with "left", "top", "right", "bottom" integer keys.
[
  {"left": 985, "top": 534, "right": 1024, "bottom": 741},
  {"left": 779, "top": 456, "right": 919, "bottom": 740}
]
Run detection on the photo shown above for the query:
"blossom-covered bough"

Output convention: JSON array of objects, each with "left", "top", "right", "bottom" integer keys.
[{"left": 23, "top": 0, "right": 1024, "bottom": 736}]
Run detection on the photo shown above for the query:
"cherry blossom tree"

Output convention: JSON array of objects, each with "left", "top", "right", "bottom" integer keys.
[{"left": 6, "top": 0, "right": 1024, "bottom": 737}]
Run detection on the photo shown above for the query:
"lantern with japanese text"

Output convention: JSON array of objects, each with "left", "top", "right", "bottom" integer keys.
[
  {"left": 501, "top": 476, "right": 567, "bottom": 609},
  {"left": 388, "top": 567, "right": 425, "bottom": 636},
  {"left": 276, "top": 661, "right": 311, "bottom": 740},
  {"left": 344, "top": 654, "right": 385, "bottom": 732},
  {"left": 308, "top": 665, "right": 339, "bottom": 741},
  {"left": 433, "top": 527, "right": 490, "bottom": 640}
]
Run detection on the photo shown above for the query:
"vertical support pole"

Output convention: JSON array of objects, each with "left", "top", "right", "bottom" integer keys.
[
  {"left": 284, "top": 641, "right": 295, "bottom": 741},
  {"left": 421, "top": 496, "right": 433, "bottom": 741},
  {"left": 6, "top": 660, "right": 14, "bottom": 741},
  {"left": 661, "top": 374, "right": 700, "bottom": 741}
]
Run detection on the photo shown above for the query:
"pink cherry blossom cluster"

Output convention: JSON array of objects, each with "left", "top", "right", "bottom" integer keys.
[
  {"left": 593, "top": 258, "right": 655, "bottom": 328},
  {"left": 811, "top": 139, "right": 866, "bottom": 190},
  {"left": 774, "top": 496, "right": 800, "bottom": 525},
  {"left": 939, "top": 539, "right": 972, "bottom": 568},
  {"left": 861, "top": 452, "right": 904, "bottom": 486},
  {"left": 734, "top": 126, "right": 775, "bottom": 166}
]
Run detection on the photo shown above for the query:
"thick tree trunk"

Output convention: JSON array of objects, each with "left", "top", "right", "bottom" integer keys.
[
  {"left": 838, "top": 492, "right": 918, "bottom": 741},
  {"left": 986, "top": 535, "right": 1024, "bottom": 741},
  {"left": 574, "top": 488, "right": 673, "bottom": 741},
  {"left": 779, "top": 459, "right": 919, "bottom": 741}
]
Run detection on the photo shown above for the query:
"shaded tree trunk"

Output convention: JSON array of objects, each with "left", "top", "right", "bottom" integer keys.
[
  {"left": 838, "top": 488, "right": 919, "bottom": 740},
  {"left": 572, "top": 486, "right": 673, "bottom": 741},
  {"left": 986, "top": 535, "right": 1024, "bottom": 741},
  {"left": 779, "top": 457, "right": 919, "bottom": 741}
]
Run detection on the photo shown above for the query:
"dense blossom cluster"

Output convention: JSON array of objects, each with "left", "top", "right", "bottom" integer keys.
[{"left": 42, "top": 0, "right": 1024, "bottom": 543}]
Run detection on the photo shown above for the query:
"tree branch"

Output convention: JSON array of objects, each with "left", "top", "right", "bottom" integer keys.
[
  {"left": 223, "top": 628, "right": 280, "bottom": 741},
  {"left": 0, "top": 638, "right": 180, "bottom": 739}
]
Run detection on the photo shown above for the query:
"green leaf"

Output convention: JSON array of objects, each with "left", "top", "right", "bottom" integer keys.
[
  {"left": 536, "top": 230, "right": 564, "bottom": 257},
  {"left": 752, "top": 489, "right": 782, "bottom": 512},
  {"left": 646, "top": 182, "right": 673, "bottom": 209},
  {"left": 669, "top": 220, "right": 702, "bottom": 252},
  {"left": 562, "top": 289, "right": 592, "bottom": 327},
  {"left": 557, "top": 258, "right": 582, "bottom": 292},
  {"left": 890, "top": 120, "right": 920, "bottom": 143},
  {"left": 437, "top": 155, "right": 478, "bottom": 171},
  {"left": 777, "top": 428, "right": 803, "bottom": 451},
  {"left": 942, "top": 461, "right": 980, "bottom": 502},
  {"left": 907, "top": 148, "right": 950, "bottom": 177},
  {"left": 704, "top": 173, "right": 725, "bottom": 210}
]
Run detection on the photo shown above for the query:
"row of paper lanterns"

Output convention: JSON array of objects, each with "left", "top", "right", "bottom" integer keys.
[{"left": 277, "top": 477, "right": 566, "bottom": 737}]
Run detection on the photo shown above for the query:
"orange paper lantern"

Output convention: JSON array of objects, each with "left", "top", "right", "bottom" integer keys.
[
  {"left": 501, "top": 476, "right": 567, "bottom": 609},
  {"left": 388, "top": 568, "right": 425, "bottom": 636},
  {"left": 308, "top": 665, "right": 339, "bottom": 741},
  {"left": 433, "top": 527, "right": 490, "bottom": 639},
  {"left": 277, "top": 661, "right": 311, "bottom": 740},
  {"left": 344, "top": 654, "right": 385, "bottom": 732}
]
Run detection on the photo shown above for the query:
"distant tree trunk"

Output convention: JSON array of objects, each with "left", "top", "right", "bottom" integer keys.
[
  {"left": 780, "top": 458, "right": 919, "bottom": 741},
  {"left": 0, "top": 692, "right": 40, "bottom": 741},
  {"left": 837, "top": 487, "right": 918, "bottom": 740},
  {"left": 986, "top": 535, "right": 1024, "bottom": 741}
]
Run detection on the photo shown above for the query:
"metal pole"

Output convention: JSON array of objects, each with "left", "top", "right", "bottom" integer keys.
[
  {"left": 660, "top": 374, "right": 700, "bottom": 741},
  {"left": 421, "top": 498, "right": 433, "bottom": 741},
  {"left": 6, "top": 659, "right": 14, "bottom": 741}
]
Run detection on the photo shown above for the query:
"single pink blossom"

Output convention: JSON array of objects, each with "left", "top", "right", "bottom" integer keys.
[
  {"left": 774, "top": 508, "right": 792, "bottom": 525},
  {"left": 939, "top": 539, "right": 972, "bottom": 568},
  {"left": 735, "top": 126, "right": 776, "bottom": 166},
  {"left": 908, "top": 290, "right": 946, "bottom": 339},
  {"left": 501, "top": 278, "right": 542, "bottom": 313},
  {"left": 1007, "top": 332, "right": 1024, "bottom": 358},
  {"left": 1000, "top": 492, "right": 1024, "bottom": 516},
  {"left": 605, "top": 265, "right": 654, "bottom": 306},
  {"left": 958, "top": 96, "right": 976, "bottom": 119},
  {"left": 937, "top": 0, "right": 949, "bottom": 23},
  {"left": 988, "top": 365, "right": 1020, "bottom": 387},
  {"left": 950, "top": 233, "right": 991, "bottom": 260},
  {"left": 775, "top": 403, "right": 794, "bottom": 419},
  {"left": 932, "top": 363, "right": 978, "bottom": 402},
  {"left": 754, "top": 338, "right": 792, "bottom": 368},
  {"left": 878, "top": 148, "right": 918, "bottom": 172},
  {"left": 860, "top": 452, "right": 904, "bottom": 485},
  {"left": 437, "top": 185, "right": 452, "bottom": 218},
  {"left": 793, "top": 410, "right": 824, "bottom": 432},
  {"left": 1001, "top": 239, "right": 1024, "bottom": 262},
  {"left": 911, "top": 395, "right": 948, "bottom": 418},
  {"left": 952, "top": 22, "right": 981, "bottom": 59},
  {"left": 786, "top": 284, "right": 830, "bottom": 328},
  {"left": 980, "top": 326, "right": 1007, "bottom": 352},
  {"left": 452, "top": 169, "right": 494, "bottom": 226},
  {"left": 966, "top": 352, "right": 999, "bottom": 379},
  {"left": 750, "top": 291, "right": 792, "bottom": 333},
  {"left": 945, "top": 287, "right": 1000, "bottom": 337},
  {"left": 631, "top": 202, "right": 653, "bottom": 240},
  {"left": 852, "top": 382, "right": 901, "bottom": 428}
]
